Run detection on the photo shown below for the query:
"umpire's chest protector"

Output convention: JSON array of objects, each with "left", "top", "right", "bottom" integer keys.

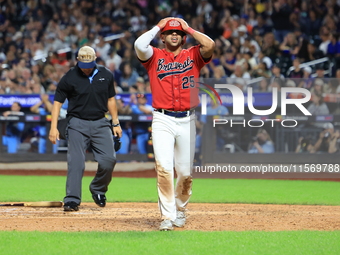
[{"left": 142, "top": 45, "right": 208, "bottom": 111}]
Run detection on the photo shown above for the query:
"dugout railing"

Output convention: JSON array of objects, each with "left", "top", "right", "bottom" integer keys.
[
  {"left": 1, "top": 114, "right": 339, "bottom": 163},
  {"left": 200, "top": 114, "right": 340, "bottom": 163}
]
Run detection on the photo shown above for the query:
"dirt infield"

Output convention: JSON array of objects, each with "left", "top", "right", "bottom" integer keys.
[
  {"left": 1, "top": 164, "right": 339, "bottom": 232},
  {"left": 1, "top": 202, "right": 340, "bottom": 232}
]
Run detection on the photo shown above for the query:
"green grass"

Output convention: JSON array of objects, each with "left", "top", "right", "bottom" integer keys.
[
  {"left": 0, "top": 176, "right": 339, "bottom": 205},
  {"left": 1, "top": 176, "right": 339, "bottom": 254},
  {"left": 1, "top": 231, "right": 339, "bottom": 255}
]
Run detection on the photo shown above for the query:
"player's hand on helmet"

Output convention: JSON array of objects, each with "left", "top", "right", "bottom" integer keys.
[
  {"left": 49, "top": 127, "right": 59, "bottom": 144},
  {"left": 157, "top": 17, "right": 174, "bottom": 30},
  {"left": 174, "top": 18, "right": 189, "bottom": 31}
]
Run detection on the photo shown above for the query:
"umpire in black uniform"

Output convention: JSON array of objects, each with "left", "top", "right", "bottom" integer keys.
[{"left": 49, "top": 46, "right": 122, "bottom": 211}]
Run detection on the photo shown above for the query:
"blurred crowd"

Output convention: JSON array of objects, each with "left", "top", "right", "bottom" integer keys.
[
  {"left": 1, "top": 0, "right": 340, "bottom": 95},
  {"left": 1, "top": 0, "right": 340, "bottom": 154}
]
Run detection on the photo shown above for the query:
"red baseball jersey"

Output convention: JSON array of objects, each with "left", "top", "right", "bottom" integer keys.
[{"left": 141, "top": 45, "right": 210, "bottom": 111}]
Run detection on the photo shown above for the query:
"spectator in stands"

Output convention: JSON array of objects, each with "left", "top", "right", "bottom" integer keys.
[
  {"left": 248, "top": 128, "right": 275, "bottom": 153},
  {"left": 279, "top": 33, "right": 299, "bottom": 59},
  {"left": 270, "top": 64, "right": 285, "bottom": 84},
  {"left": 31, "top": 63, "right": 44, "bottom": 83},
  {"left": 311, "top": 78, "right": 327, "bottom": 95},
  {"left": 314, "top": 123, "right": 339, "bottom": 153},
  {"left": 93, "top": 35, "right": 111, "bottom": 62},
  {"left": 240, "top": 36, "right": 261, "bottom": 56},
  {"left": 210, "top": 65, "right": 228, "bottom": 84},
  {"left": 252, "top": 14, "right": 272, "bottom": 37},
  {"left": 298, "top": 66, "right": 313, "bottom": 89},
  {"left": 295, "top": 29, "right": 310, "bottom": 62},
  {"left": 327, "top": 32, "right": 340, "bottom": 71},
  {"left": 2, "top": 69, "right": 18, "bottom": 94},
  {"left": 120, "top": 62, "right": 139, "bottom": 92},
  {"left": 315, "top": 64, "right": 328, "bottom": 79},
  {"left": 220, "top": 48, "right": 236, "bottom": 77},
  {"left": 312, "top": 70, "right": 330, "bottom": 95},
  {"left": 233, "top": 77, "right": 247, "bottom": 92},
  {"left": 204, "top": 11, "right": 225, "bottom": 40},
  {"left": 237, "top": 25, "right": 249, "bottom": 44},
  {"left": 135, "top": 77, "right": 147, "bottom": 94},
  {"left": 200, "top": 65, "right": 211, "bottom": 79},
  {"left": 318, "top": 26, "right": 331, "bottom": 55},
  {"left": 128, "top": 85, "right": 138, "bottom": 94},
  {"left": 235, "top": 51, "right": 246, "bottom": 67},
  {"left": 305, "top": 40, "right": 325, "bottom": 62},
  {"left": 288, "top": 58, "right": 304, "bottom": 79},
  {"left": 256, "top": 79, "right": 270, "bottom": 92},
  {"left": 251, "top": 61, "right": 271, "bottom": 78},
  {"left": 105, "top": 47, "right": 122, "bottom": 71},
  {"left": 270, "top": 0, "right": 293, "bottom": 42},
  {"left": 106, "top": 61, "right": 122, "bottom": 89},
  {"left": 200, "top": 100, "right": 229, "bottom": 151},
  {"left": 247, "top": 9, "right": 258, "bottom": 28},
  {"left": 290, "top": 19, "right": 302, "bottom": 39},
  {"left": 129, "top": 7, "right": 147, "bottom": 33},
  {"left": 3, "top": 0, "right": 340, "bottom": 159},
  {"left": 45, "top": 80, "right": 57, "bottom": 94},
  {"left": 243, "top": 51, "right": 257, "bottom": 70},
  {"left": 116, "top": 96, "right": 132, "bottom": 155},
  {"left": 219, "top": 8, "right": 236, "bottom": 39},
  {"left": 331, "top": 69, "right": 340, "bottom": 94},
  {"left": 327, "top": 78, "right": 340, "bottom": 94},
  {"left": 284, "top": 79, "right": 297, "bottom": 90},
  {"left": 2, "top": 102, "right": 25, "bottom": 153},
  {"left": 196, "top": 0, "right": 213, "bottom": 17},
  {"left": 230, "top": 64, "right": 251, "bottom": 80},
  {"left": 323, "top": 2, "right": 339, "bottom": 26},
  {"left": 195, "top": 116, "right": 204, "bottom": 163},
  {"left": 295, "top": 136, "right": 315, "bottom": 153},
  {"left": 269, "top": 78, "right": 283, "bottom": 92},
  {"left": 120, "top": 44, "right": 145, "bottom": 77},
  {"left": 30, "top": 94, "right": 57, "bottom": 154},
  {"left": 326, "top": 32, "right": 340, "bottom": 58},
  {"left": 209, "top": 48, "right": 222, "bottom": 68},
  {"left": 304, "top": 9, "right": 322, "bottom": 39},
  {"left": 19, "top": 68, "right": 33, "bottom": 88},
  {"left": 205, "top": 99, "right": 229, "bottom": 116},
  {"left": 130, "top": 93, "right": 153, "bottom": 154},
  {"left": 307, "top": 93, "right": 330, "bottom": 115}
]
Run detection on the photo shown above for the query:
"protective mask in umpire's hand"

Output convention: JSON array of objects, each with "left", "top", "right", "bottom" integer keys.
[
  {"left": 57, "top": 116, "right": 72, "bottom": 140},
  {"left": 114, "top": 136, "right": 121, "bottom": 152}
]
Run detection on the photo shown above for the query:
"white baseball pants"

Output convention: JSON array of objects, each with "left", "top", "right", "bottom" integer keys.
[{"left": 151, "top": 111, "right": 196, "bottom": 221}]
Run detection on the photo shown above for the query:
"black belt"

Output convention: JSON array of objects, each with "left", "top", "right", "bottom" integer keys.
[
  {"left": 155, "top": 109, "right": 195, "bottom": 118},
  {"left": 76, "top": 116, "right": 104, "bottom": 121}
]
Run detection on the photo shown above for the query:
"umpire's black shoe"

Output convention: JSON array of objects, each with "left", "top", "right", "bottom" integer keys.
[
  {"left": 63, "top": 201, "right": 79, "bottom": 211},
  {"left": 92, "top": 194, "right": 106, "bottom": 207}
]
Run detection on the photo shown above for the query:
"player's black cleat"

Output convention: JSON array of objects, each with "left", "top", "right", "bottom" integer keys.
[
  {"left": 92, "top": 194, "right": 106, "bottom": 207},
  {"left": 63, "top": 201, "right": 79, "bottom": 211}
]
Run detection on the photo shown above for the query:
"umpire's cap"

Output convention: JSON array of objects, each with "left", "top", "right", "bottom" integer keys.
[
  {"left": 77, "top": 46, "right": 97, "bottom": 69},
  {"left": 161, "top": 19, "right": 186, "bottom": 35}
]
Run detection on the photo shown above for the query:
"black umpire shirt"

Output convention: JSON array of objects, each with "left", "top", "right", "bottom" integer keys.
[{"left": 55, "top": 64, "right": 116, "bottom": 120}]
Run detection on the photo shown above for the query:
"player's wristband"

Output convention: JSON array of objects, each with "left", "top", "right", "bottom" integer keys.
[
  {"left": 186, "top": 27, "right": 195, "bottom": 35},
  {"left": 112, "top": 123, "right": 120, "bottom": 127}
]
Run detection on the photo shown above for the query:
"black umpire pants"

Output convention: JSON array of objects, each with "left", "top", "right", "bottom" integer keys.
[{"left": 64, "top": 117, "right": 116, "bottom": 204}]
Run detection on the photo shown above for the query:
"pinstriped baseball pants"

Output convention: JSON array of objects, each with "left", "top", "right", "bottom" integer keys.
[{"left": 151, "top": 111, "right": 196, "bottom": 221}]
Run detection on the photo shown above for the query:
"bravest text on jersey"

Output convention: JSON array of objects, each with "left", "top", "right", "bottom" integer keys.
[{"left": 157, "top": 57, "right": 194, "bottom": 79}]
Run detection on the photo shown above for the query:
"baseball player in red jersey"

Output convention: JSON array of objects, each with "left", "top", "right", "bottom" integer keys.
[{"left": 134, "top": 17, "right": 215, "bottom": 230}]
